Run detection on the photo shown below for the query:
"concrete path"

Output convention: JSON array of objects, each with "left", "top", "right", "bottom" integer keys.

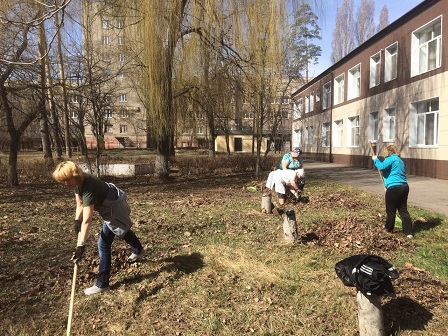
[{"left": 304, "top": 161, "right": 448, "bottom": 217}]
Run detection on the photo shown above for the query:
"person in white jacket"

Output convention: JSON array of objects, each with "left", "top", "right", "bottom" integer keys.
[
  {"left": 53, "top": 161, "right": 146, "bottom": 295},
  {"left": 266, "top": 169, "right": 302, "bottom": 205}
]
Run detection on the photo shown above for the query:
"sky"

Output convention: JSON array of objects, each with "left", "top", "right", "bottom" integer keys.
[{"left": 311, "top": 0, "right": 424, "bottom": 76}]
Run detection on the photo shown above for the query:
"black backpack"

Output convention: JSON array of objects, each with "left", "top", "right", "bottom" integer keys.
[{"left": 335, "top": 254, "right": 399, "bottom": 297}]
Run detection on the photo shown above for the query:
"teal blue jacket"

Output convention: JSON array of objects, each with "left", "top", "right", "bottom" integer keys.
[{"left": 373, "top": 154, "right": 407, "bottom": 189}]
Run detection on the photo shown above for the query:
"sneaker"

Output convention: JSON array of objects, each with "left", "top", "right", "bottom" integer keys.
[
  {"left": 84, "top": 285, "right": 110, "bottom": 296},
  {"left": 127, "top": 249, "right": 147, "bottom": 263},
  {"left": 406, "top": 234, "right": 414, "bottom": 239}
]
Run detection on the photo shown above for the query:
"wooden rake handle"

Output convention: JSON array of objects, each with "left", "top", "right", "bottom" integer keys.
[
  {"left": 369, "top": 141, "right": 384, "bottom": 184},
  {"left": 67, "top": 261, "right": 78, "bottom": 336}
]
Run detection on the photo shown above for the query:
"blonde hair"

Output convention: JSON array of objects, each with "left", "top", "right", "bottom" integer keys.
[
  {"left": 383, "top": 145, "right": 400, "bottom": 158},
  {"left": 52, "top": 161, "right": 86, "bottom": 184}
]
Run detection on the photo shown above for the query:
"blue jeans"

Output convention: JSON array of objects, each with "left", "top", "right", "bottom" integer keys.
[{"left": 96, "top": 223, "right": 143, "bottom": 288}]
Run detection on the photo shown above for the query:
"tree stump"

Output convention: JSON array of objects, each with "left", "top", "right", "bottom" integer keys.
[
  {"left": 261, "top": 193, "right": 273, "bottom": 214},
  {"left": 282, "top": 210, "right": 297, "bottom": 242},
  {"left": 357, "top": 291, "right": 384, "bottom": 336}
]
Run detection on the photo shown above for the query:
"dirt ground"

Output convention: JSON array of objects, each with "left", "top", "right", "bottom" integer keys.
[{"left": 1, "top": 171, "right": 447, "bottom": 335}]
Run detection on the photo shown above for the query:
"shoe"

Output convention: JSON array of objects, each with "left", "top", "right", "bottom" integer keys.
[
  {"left": 127, "top": 249, "right": 147, "bottom": 263},
  {"left": 406, "top": 234, "right": 413, "bottom": 239},
  {"left": 84, "top": 285, "right": 110, "bottom": 296}
]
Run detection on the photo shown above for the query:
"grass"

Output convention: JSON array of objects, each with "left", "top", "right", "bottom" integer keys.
[{"left": 0, "top": 153, "right": 447, "bottom": 335}]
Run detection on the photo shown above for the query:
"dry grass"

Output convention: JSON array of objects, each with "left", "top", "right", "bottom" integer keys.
[{"left": 0, "top": 154, "right": 447, "bottom": 335}]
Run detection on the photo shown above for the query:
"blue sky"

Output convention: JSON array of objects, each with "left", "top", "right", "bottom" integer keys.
[{"left": 311, "top": 0, "right": 424, "bottom": 76}]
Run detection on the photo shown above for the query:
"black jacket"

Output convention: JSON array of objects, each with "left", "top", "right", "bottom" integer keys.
[{"left": 335, "top": 254, "right": 399, "bottom": 297}]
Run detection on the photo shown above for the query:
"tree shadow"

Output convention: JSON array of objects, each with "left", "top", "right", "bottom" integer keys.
[
  {"left": 383, "top": 297, "right": 433, "bottom": 335},
  {"left": 413, "top": 217, "right": 443, "bottom": 234},
  {"left": 299, "top": 232, "right": 319, "bottom": 244},
  {"left": 111, "top": 252, "right": 205, "bottom": 297}
]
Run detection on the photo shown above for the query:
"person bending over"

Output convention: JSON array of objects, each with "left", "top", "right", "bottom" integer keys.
[{"left": 53, "top": 161, "right": 147, "bottom": 295}]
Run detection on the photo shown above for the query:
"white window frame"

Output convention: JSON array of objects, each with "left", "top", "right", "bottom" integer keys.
[
  {"left": 369, "top": 111, "right": 379, "bottom": 142},
  {"left": 347, "top": 116, "right": 360, "bottom": 147},
  {"left": 383, "top": 107, "right": 396, "bottom": 142},
  {"left": 120, "top": 109, "right": 129, "bottom": 118},
  {"left": 309, "top": 91, "right": 314, "bottom": 112},
  {"left": 369, "top": 52, "right": 381, "bottom": 88},
  {"left": 411, "top": 16, "right": 442, "bottom": 77},
  {"left": 322, "top": 82, "right": 331, "bottom": 110},
  {"left": 409, "top": 98, "right": 439, "bottom": 147},
  {"left": 385, "top": 42, "right": 398, "bottom": 82},
  {"left": 333, "top": 119, "right": 343, "bottom": 147},
  {"left": 117, "top": 36, "right": 125, "bottom": 46},
  {"left": 347, "top": 64, "right": 361, "bottom": 100},
  {"left": 70, "top": 111, "right": 78, "bottom": 119},
  {"left": 305, "top": 126, "right": 314, "bottom": 145},
  {"left": 119, "top": 93, "right": 127, "bottom": 102},
  {"left": 102, "top": 35, "right": 110, "bottom": 46},
  {"left": 119, "top": 124, "right": 128, "bottom": 134},
  {"left": 102, "top": 20, "right": 109, "bottom": 29},
  {"left": 305, "top": 95, "right": 310, "bottom": 114},
  {"left": 105, "top": 124, "right": 113, "bottom": 133},
  {"left": 322, "top": 122, "right": 330, "bottom": 148},
  {"left": 334, "top": 74, "right": 345, "bottom": 105},
  {"left": 293, "top": 98, "right": 302, "bottom": 119},
  {"left": 119, "top": 53, "right": 126, "bottom": 62},
  {"left": 117, "top": 20, "right": 124, "bottom": 29},
  {"left": 293, "top": 128, "right": 302, "bottom": 148}
]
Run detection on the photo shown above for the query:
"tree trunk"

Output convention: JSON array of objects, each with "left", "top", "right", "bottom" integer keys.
[
  {"left": 261, "top": 193, "right": 272, "bottom": 214},
  {"left": 282, "top": 210, "right": 298, "bottom": 243},
  {"left": 155, "top": 129, "right": 170, "bottom": 179},
  {"left": 357, "top": 291, "right": 384, "bottom": 336},
  {"left": 7, "top": 132, "right": 20, "bottom": 187},
  {"left": 55, "top": 10, "right": 71, "bottom": 158}
]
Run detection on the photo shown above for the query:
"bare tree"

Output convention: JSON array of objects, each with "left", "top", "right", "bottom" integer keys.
[
  {"left": 331, "top": 0, "right": 355, "bottom": 63},
  {"left": 354, "top": 0, "right": 375, "bottom": 46},
  {"left": 377, "top": 5, "right": 389, "bottom": 33}
]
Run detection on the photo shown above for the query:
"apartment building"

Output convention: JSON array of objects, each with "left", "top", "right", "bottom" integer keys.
[
  {"left": 291, "top": 0, "right": 448, "bottom": 179},
  {"left": 79, "top": 0, "right": 147, "bottom": 149}
]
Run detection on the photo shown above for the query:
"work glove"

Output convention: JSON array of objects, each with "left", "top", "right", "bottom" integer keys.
[
  {"left": 74, "top": 220, "right": 82, "bottom": 236},
  {"left": 73, "top": 245, "right": 85, "bottom": 264}
]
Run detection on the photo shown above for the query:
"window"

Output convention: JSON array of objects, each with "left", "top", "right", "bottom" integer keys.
[
  {"left": 410, "top": 98, "right": 439, "bottom": 146},
  {"left": 305, "top": 95, "right": 310, "bottom": 114},
  {"left": 104, "top": 109, "right": 112, "bottom": 119},
  {"left": 105, "top": 94, "right": 112, "bottom": 103},
  {"left": 102, "top": 20, "right": 109, "bottom": 29},
  {"left": 117, "top": 20, "right": 124, "bottom": 29},
  {"left": 197, "top": 126, "right": 204, "bottom": 134},
  {"left": 282, "top": 97, "right": 289, "bottom": 104},
  {"left": 293, "top": 128, "right": 302, "bottom": 148},
  {"left": 305, "top": 126, "right": 314, "bottom": 145},
  {"left": 309, "top": 92, "right": 314, "bottom": 112},
  {"left": 70, "top": 94, "right": 80, "bottom": 103},
  {"left": 370, "top": 52, "right": 381, "bottom": 88},
  {"left": 243, "top": 111, "right": 254, "bottom": 119},
  {"left": 293, "top": 98, "right": 302, "bottom": 119},
  {"left": 347, "top": 64, "right": 361, "bottom": 100},
  {"left": 102, "top": 36, "right": 110, "bottom": 45},
  {"left": 119, "top": 53, "right": 126, "bottom": 62},
  {"left": 117, "top": 36, "right": 125, "bottom": 45},
  {"left": 369, "top": 112, "right": 379, "bottom": 142},
  {"left": 411, "top": 17, "right": 442, "bottom": 76},
  {"left": 120, "top": 109, "right": 129, "bottom": 118},
  {"left": 385, "top": 42, "right": 398, "bottom": 82},
  {"left": 334, "top": 74, "right": 345, "bottom": 105},
  {"left": 103, "top": 53, "right": 111, "bottom": 62},
  {"left": 119, "top": 93, "right": 127, "bottom": 102},
  {"left": 70, "top": 111, "right": 78, "bottom": 118},
  {"left": 333, "top": 119, "right": 343, "bottom": 147},
  {"left": 322, "top": 82, "right": 331, "bottom": 110},
  {"left": 322, "top": 122, "right": 330, "bottom": 147},
  {"left": 119, "top": 125, "right": 128, "bottom": 134},
  {"left": 383, "top": 107, "right": 396, "bottom": 142},
  {"left": 105, "top": 124, "right": 113, "bottom": 133},
  {"left": 347, "top": 116, "right": 359, "bottom": 147},
  {"left": 117, "top": 71, "right": 124, "bottom": 78},
  {"left": 280, "top": 108, "right": 289, "bottom": 119}
]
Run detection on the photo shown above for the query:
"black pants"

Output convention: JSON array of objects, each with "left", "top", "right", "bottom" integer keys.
[{"left": 385, "top": 184, "right": 413, "bottom": 235}]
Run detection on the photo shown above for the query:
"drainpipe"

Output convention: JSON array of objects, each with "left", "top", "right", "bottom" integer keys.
[{"left": 329, "top": 71, "right": 334, "bottom": 163}]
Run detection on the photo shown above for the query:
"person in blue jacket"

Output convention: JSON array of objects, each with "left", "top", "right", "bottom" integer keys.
[
  {"left": 372, "top": 145, "right": 413, "bottom": 238},
  {"left": 279, "top": 148, "right": 305, "bottom": 193}
]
